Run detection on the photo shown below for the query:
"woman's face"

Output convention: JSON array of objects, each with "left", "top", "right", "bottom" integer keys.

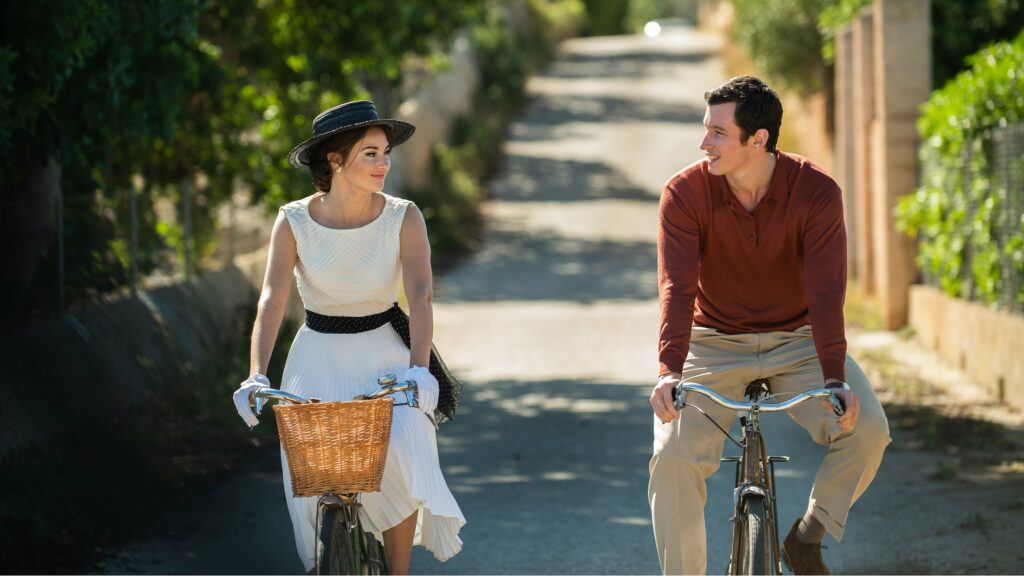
[{"left": 335, "top": 127, "right": 392, "bottom": 192}]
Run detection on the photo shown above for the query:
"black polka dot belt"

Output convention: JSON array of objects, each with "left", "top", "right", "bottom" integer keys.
[
  {"left": 304, "top": 303, "right": 463, "bottom": 424},
  {"left": 304, "top": 306, "right": 396, "bottom": 334}
]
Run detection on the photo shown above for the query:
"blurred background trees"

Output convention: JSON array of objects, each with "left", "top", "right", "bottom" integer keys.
[
  {"left": 0, "top": 0, "right": 483, "bottom": 325},
  {"left": 6, "top": 0, "right": 1020, "bottom": 328}
]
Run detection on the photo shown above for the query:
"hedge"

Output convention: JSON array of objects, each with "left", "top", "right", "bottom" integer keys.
[{"left": 896, "top": 31, "right": 1024, "bottom": 310}]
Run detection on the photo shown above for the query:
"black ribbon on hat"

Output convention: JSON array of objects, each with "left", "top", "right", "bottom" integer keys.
[{"left": 304, "top": 303, "right": 462, "bottom": 423}]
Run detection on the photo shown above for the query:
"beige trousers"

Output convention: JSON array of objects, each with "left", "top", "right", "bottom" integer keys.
[{"left": 648, "top": 325, "right": 891, "bottom": 575}]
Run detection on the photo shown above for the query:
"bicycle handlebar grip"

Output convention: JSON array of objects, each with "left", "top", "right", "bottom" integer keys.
[
  {"left": 671, "top": 384, "right": 686, "bottom": 411},
  {"left": 829, "top": 392, "right": 846, "bottom": 416}
]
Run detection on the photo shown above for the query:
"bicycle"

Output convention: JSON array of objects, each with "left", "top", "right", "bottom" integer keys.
[
  {"left": 251, "top": 374, "right": 420, "bottom": 575},
  {"left": 673, "top": 379, "right": 845, "bottom": 575}
]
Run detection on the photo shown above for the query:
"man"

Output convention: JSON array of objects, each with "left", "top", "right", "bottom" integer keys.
[{"left": 648, "top": 76, "right": 891, "bottom": 575}]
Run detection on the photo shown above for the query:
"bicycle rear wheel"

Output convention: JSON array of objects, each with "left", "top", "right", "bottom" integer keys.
[
  {"left": 734, "top": 496, "right": 771, "bottom": 575},
  {"left": 316, "top": 504, "right": 359, "bottom": 575}
]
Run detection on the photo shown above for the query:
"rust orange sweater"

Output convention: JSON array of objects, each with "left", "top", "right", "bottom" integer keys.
[{"left": 658, "top": 151, "right": 848, "bottom": 381}]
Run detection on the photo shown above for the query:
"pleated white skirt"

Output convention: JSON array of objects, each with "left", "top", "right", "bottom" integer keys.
[{"left": 279, "top": 323, "right": 465, "bottom": 572}]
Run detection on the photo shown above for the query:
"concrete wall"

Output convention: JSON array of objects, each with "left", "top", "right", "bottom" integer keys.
[
  {"left": 390, "top": 33, "right": 480, "bottom": 194},
  {"left": 909, "top": 285, "right": 1024, "bottom": 409},
  {"left": 0, "top": 262, "right": 262, "bottom": 463},
  {"left": 389, "top": 1, "right": 559, "bottom": 194}
]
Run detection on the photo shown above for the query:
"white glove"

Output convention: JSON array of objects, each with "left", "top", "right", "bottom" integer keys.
[
  {"left": 233, "top": 374, "right": 271, "bottom": 428},
  {"left": 403, "top": 366, "right": 438, "bottom": 415}
]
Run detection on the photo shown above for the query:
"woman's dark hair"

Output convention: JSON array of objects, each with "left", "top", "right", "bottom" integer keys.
[
  {"left": 704, "top": 76, "right": 783, "bottom": 152},
  {"left": 308, "top": 124, "right": 394, "bottom": 192}
]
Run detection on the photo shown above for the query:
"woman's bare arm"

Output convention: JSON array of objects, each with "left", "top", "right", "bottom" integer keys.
[
  {"left": 399, "top": 205, "right": 433, "bottom": 368},
  {"left": 249, "top": 210, "right": 297, "bottom": 377}
]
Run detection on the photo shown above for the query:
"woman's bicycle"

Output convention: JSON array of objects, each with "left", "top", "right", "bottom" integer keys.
[
  {"left": 673, "top": 379, "right": 845, "bottom": 575},
  {"left": 251, "top": 374, "right": 420, "bottom": 575}
]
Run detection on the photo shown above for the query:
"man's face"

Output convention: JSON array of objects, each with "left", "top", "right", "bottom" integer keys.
[{"left": 699, "top": 102, "right": 752, "bottom": 176}]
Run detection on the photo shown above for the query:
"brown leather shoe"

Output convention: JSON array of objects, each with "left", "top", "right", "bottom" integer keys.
[{"left": 781, "top": 518, "right": 830, "bottom": 575}]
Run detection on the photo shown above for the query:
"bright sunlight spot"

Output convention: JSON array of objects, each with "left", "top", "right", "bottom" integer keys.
[{"left": 644, "top": 21, "right": 662, "bottom": 38}]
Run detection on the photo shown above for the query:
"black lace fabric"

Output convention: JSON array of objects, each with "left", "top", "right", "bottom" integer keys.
[{"left": 304, "top": 304, "right": 462, "bottom": 423}]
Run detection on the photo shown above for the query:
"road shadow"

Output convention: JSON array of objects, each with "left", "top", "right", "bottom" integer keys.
[
  {"left": 437, "top": 228, "right": 657, "bottom": 303},
  {"left": 488, "top": 156, "right": 659, "bottom": 203},
  {"left": 543, "top": 50, "right": 715, "bottom": 80},
  {"left": 411, "top": 377, "right": 661, "bottom": 574},
  {"left": 511, "top": 95, "right": 705, "bottom": 137}
]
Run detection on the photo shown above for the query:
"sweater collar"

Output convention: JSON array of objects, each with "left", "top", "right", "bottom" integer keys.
[{"left": 709, "top": 151, "right": 793, "bottom": 207}]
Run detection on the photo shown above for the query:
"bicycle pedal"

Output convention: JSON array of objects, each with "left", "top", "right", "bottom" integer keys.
[{"left": 768, "top": 456, "right": 790, "bottom": 463}]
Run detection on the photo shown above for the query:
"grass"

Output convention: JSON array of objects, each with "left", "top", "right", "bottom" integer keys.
[
  {"left": 956, "top": 512, "right": 989, "bottom": 531},
  {"left": 929, "top": 459, "right": 959, "bottom": 481}
]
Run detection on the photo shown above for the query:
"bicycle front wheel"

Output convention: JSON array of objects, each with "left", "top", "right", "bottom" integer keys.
[
  {"left": 316, "top": 504, "right": 359, "bottom": 575},
  {"left": 734, "top": 496, "right": 771, "bottom": 575}
]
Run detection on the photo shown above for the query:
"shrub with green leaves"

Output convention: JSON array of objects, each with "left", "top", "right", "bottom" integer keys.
[
  {"left": 730, "top": 0, "right": 831, "bottom": 94},
  {"left": 896, "top": 31, "right": 1024, "bottom": 310}
]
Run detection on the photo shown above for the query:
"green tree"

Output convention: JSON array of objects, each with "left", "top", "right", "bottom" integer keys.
[
  {"left": 0, "top": 0, "right": 482, "bottom": 324},
  {"left": 0, "top": 0, "right": 214, "bottom": 324},
  {"left": 730, "top": 0, "right": 830, "bottom": 94}
]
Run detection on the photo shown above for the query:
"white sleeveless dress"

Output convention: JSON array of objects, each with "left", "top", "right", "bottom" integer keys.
[{"left": 278, "top": 192, "right": 465, "bottom": 571}]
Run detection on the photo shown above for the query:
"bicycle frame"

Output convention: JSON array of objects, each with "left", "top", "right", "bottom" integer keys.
[
  {"left": 725, "top": 383, "right": 783, "bottom": 575},
  {"left": 675, "top": 381, "right": 842, "bottom": 575}
]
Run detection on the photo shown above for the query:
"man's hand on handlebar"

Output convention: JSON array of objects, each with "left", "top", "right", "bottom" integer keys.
[
  {"left": 821, "top": 382, "right": 861, "bottom": 434},
  {"left": 651, "top": 373, "right": 681, "bottom": 424}
]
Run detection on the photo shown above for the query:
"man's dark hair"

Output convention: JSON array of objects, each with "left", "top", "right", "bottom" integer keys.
[{"left": 704, "top": 76, "right": 783, "bottom": 152}]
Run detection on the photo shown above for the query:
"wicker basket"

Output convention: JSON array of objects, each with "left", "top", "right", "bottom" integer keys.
[{"left": 273, "top": 398, "right": 393, "bottom": 497}]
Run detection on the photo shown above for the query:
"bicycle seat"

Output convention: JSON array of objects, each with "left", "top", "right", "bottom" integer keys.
[{"left": 744, "top": 378, "right": 772, "bottom": 398}]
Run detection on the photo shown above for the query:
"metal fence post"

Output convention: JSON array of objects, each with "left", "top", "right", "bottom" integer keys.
[
  {"left": 130, "top": 182, "right": 138, "bottom": 292},
  {"left": 57, "top": 185, "right": 65, "bottom": 314},
  {"left": 182, "top": 176, "right": 192, "bottom": 279}
]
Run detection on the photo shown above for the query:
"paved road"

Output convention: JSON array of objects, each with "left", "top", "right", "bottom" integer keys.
[{"left": 101, "top": 27, "right": 842, "bottom": 575}]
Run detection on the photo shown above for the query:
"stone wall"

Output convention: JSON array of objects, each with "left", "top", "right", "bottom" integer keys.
[{"left": 909, "top": 285, "right": 1024, "bottom": 409}]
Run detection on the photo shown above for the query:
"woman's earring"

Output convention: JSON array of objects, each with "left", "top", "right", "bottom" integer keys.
[{"left": 335, "top": 164, "right": 343, "bottom": 174}]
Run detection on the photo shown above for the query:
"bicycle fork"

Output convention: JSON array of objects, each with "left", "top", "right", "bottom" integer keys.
[{"left": 723, "top": 416, "right": 790, "bottom": 575}]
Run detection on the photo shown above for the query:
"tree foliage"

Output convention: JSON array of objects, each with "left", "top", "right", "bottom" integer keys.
[
  {"left": 729, "top": 0, "right": 830, "bottom": 94},
  {"left": 816, "top": 0, "right": 1024, "bottom": 88},
  {"left": 1, "top": 0, "right": 482, "bottom": 316},
  {"left": 896, "top": 31, "right": 1024, "bottom": 308}
]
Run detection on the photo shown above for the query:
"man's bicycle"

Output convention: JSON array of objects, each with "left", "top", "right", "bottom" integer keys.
[
  {"left": 673, "top": 379, "right": 845, "bottom": 575},
  {"left": 252, "top": 374, "right": 420, "bottom": 575}
]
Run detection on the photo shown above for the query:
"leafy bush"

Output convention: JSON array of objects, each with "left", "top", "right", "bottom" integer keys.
[
  {"left": 896, "top": 31, "right": 1024, "bottom": 309},
  {"left": 1, "top": 0, "right": 483, "bottom": 320},
  {"left": 581, "top": 0, "right": 630, "bottom": 35},
  {"left": 817, "top": 0, "right": 1024, "bottom": 88},
  {"left": 817, "top": 0, "right": 871, "bottom": 63},
  {"left": 730, "top": 0, "right": 830, "bottom": 94}
]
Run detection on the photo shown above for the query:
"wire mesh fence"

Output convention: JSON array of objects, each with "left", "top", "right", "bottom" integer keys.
[{"left": 918, "top": 123, "right": 1024, "bottom": 314}]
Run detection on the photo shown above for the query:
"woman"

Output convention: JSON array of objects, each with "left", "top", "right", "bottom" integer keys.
[{"left": 230, "top": 100, "right": 465, "bottom": 574}]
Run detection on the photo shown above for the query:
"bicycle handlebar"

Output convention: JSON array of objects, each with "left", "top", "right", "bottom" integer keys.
[
  {"left": 251, "top": 376, "right": 418, "bottom": 416},
  {"left": 674, "top": 382, "right": 845, "bottom": 416}
]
